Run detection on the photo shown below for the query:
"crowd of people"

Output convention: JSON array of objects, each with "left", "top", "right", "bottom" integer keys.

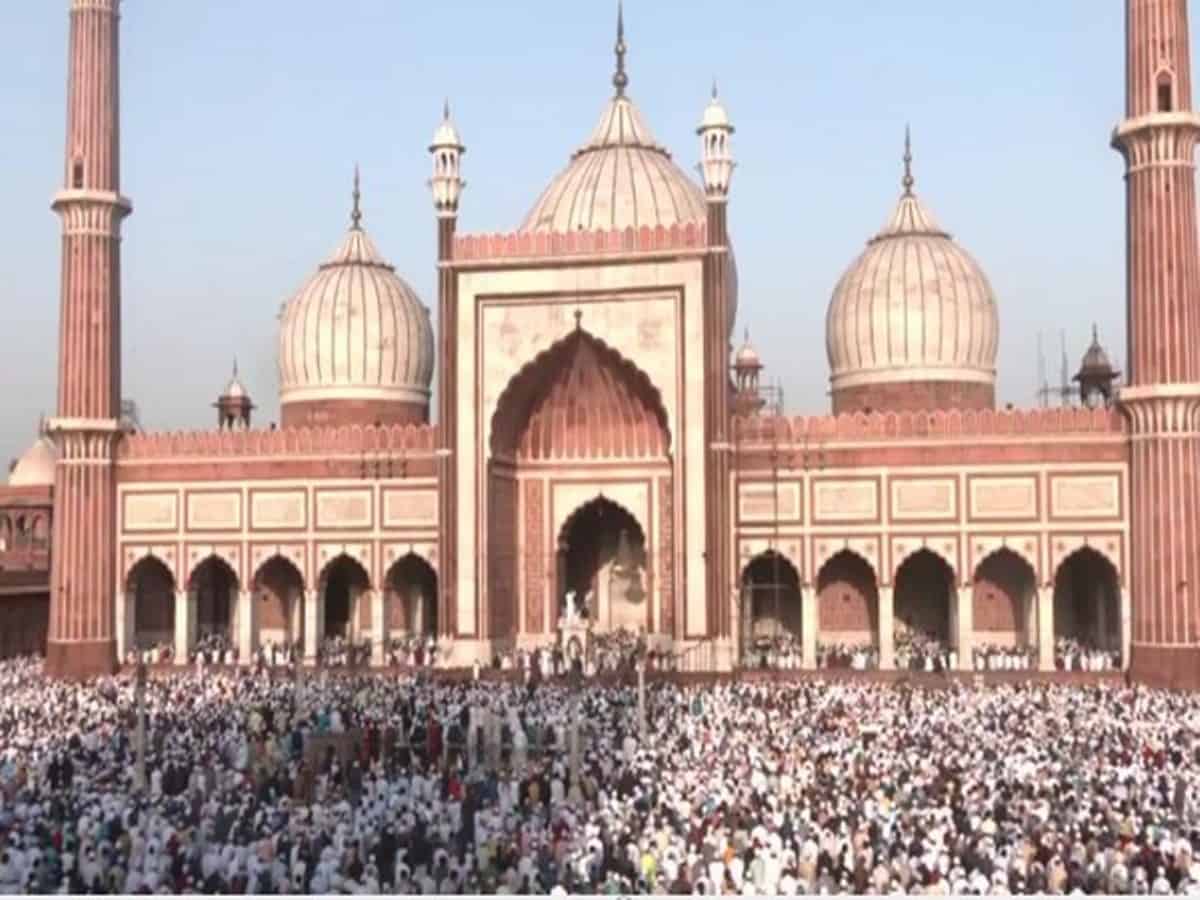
[
  {"left": 0, "top": 653, "right": 1198, "bottom": 894},
  {"left": 317, "top": 637, "right": 372, "bottom": 669},
  {"left": 191, "top": 635, "right": 235, "bottom": 667}
]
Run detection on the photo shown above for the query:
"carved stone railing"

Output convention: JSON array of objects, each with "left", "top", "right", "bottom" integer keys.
[
  {"left": 118, "top": 423, "right": 437, "bottom": 460},
  {"left": 453, "top": 222, "right": 708, "bottom": 262},
  {"left": 734, "top": 406, "right": 1125, "bottom": 446}
]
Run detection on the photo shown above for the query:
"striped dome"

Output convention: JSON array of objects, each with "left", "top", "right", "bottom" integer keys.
[
  {"left": 825, "top": 142, "right": 998, "bottom": 399},
  {"left": 278, "top": 187, "right": 434, "bottom": 419},
  {"left": 520, "top": 95, "right": 707, "bottom": 234}
]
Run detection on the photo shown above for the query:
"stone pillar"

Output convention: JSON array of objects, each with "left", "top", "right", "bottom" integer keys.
[
  {"left": 304, "top": 589, "right": 323, "bottom": 663},
  {"left": 371, "top": 590, "right": 387, "bottom": 666},
  {"left": 956, "top": 585, "right": 974, "bottom": 671},
  {"left": 1121, "top": 588, "right": 1132, "bottom": 669},
  {"left": 115, "top": 583, "right": 130, "bottom": 661},
  {"left": 289, "top": 589, "right": 303, "bottom": 646},
  {"left": 1037, "top": 586, "right": 1054, "bottom": 672},
  {"left": 877, "top": 586, "right": 895, "bottom": 671},
  {"left": 237, "top": 590, "right": 255, "bottom": 664},
  {"left": 801, "top": 586, "right": 818, "bottom": 669},
  {"left": 173, "top": 590, "right": 189, "bottom": 664}
]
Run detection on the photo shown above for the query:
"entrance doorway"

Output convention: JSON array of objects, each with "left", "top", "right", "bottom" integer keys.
[
  {"left": 558, "top": 497, "right": 647, "bottom": 632},
  {"left": 322, "top": 556, "right": 369, "bottom": 640}
]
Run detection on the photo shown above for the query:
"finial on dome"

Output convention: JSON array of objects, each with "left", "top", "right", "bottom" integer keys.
[
  {"left": 351, "top": 165, "right": 363, "bottom": 230},
  {"left": 443, "top": 97, "right": 451, "bottom": 121},
  {"left": 902, "top": 125, "right": 914, "bottom": 196},
  {"left": 1092, "top": 322, "right": 1100, "bottom": 344},
  {"left": 232, "top": 357, "right": 238, "bottom": 378},
  {"left": 613, "top": 1, "right": 629, "bottom": 97},
  {"left": 712, "top": 79, "right": 719, "bottom": 100}
]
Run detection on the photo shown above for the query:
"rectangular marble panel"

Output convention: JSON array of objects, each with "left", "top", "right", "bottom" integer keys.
[
  {"left": 384, "top": 489, "right": 438, "bottom": 528},
  {"left": 813, "top": 479, "right": 878, "bottom": 523},
  {"left": 891, "top": 478, "right": 956, "bottom": 521},
  {"left": 123, "top": 493, "right": 178, "bottom": 533},
  {"left": 969, "top": 476, "right": 1038, "bottom": 521},
  {"left": 250, "top": 490, "right": 306, "bottom": 530},
  {"left": 315, "top": 489, "right": 373, "bottom": 529},
  {"left": 1050, "top": 474, "right": 1120, "bottom": 519},
  {"left": 738, "top": 481, "right": 800, "bottom": 522},
  {"left": 186, "top": 491, "right": 242, "bottom": 531}
]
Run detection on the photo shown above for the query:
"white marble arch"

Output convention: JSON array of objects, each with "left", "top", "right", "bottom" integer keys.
[
  {"left": 970, "top": 536, "right": 1039, "bottom": 585},
  {"left": 1050, "top": 535, "right": 1123, "bottom": 586},
  {"left": 812, "top": 538, "right": 881, "bottom": 588},
  {"left": 122, "top": 547, "right": 179, "bottom": 589},
  {"left": 737, "top": 538, "right": 803, "bottom": 584},
  {"left": 891, "top": 537, "right": 960, "bottom": 586},
  {"left": 185, "top": 548, "right": 242, "bottom": 589}
]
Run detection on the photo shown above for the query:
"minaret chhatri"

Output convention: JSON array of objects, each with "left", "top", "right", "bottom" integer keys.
[
  {"left": 1113, "top": 0, "right": 1200, "bottom": 688},
  {"left": 46, "top": 0, "right": 132, "bottom": 678}
]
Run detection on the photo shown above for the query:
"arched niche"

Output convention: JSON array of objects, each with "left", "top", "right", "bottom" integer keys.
[
  {"left": 973, "top": 547, "right": 1038, "bottom": 649},
  {"left": 1054, "top": 546, "right": 1121, "bottom": 653},
  {"left": 189, "top": 555, "right": 239, "bottom": 641},
  {"left": 386, "top": 553, "right": 439, "bottom": 636},
  {"left": 320, "top": 554, "right": 371, "bottom": 641},
  {"left": 127, "top": 555, "right": 176, "bottom": 651},
  {"left": 816, "top": 549, "right": 879, "bottom": 647},
  {"left": 253, "top": 555, "right": 307, "bottom": 646},
  {"left": 739, "top": 550, "right": 803, "bottom": 644},
  {"left": 894, "top": 548, "right": 955, "bottom": 646}
]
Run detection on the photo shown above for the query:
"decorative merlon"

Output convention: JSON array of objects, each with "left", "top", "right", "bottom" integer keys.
[
  {"left": 452, "top": 222, "right": 708, "bottom": 262},
  {"left": 119, "top": 423, "right": 437, "bottom": 460},
  {"left": 733, "top": 405, "right": 1123, "bottom": 445}
]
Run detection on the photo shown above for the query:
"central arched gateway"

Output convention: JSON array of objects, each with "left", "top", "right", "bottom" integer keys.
[
  {"left": 558, "top": 497, "right": 648, "bottom": 632},
  {"left": 486, "top": 326, "right": 672, "bottom": 646}
]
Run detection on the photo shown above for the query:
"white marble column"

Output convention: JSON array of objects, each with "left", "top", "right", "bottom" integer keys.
[
  {"left": 304, "top": 589, "right": 323, "bottom": 663},
  {"left": 173, "top": 590, "right": 189, "bottom": 664},
  {"left": 1037, "top": 586, "right": 1054, "bottom": 672},
  {"left": 237, "top": 590, "right": 255, "bottom": 664},
  {"left": 956, "top": 585, "right": 974, "bottom": 671},
  {"left": 878, "top": 586, "right": 895, "bottom": 671},
  {"left": 371, "top": 590, "right": 387, "bottom": 666},
  {"left": 1120, "top": 588, "right": 1131, "bottom": 669},
  {"left": 289, "top": 589, "right": 303, "bottom": 645},
  {"left": 801, "top": 586, "right": 818, "bottom": 669},
  {"left": 116, "top": 583, "right": 131, "bottom": 661}
]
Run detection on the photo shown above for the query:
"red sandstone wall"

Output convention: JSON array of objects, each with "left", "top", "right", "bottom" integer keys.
[
  {"left": 832, "top": 381, "right": 994, "bottom": 415},
  {"left": 0, "top": 594, "right": 49, "bottom": 658},
  {"left": 972, "top": 581, "right": 1022, "bottom": 634},
  {"left": 817, "top": 553, "right": 877, "bottom": 638}
]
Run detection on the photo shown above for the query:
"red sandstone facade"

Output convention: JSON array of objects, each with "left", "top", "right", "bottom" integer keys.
[{"left": 3, "top": 1, "right": 1185, "bottom": 681}]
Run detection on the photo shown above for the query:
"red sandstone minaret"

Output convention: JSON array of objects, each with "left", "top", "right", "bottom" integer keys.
[
  {"left": 1114, "top": 0, "right": 1200, "bottom": 688},
  {"left": 45, "top": 0, "right": 131, "bottom": 678},
  {"left": 698, "top": 82, "right": 736, "bottom": 646}
]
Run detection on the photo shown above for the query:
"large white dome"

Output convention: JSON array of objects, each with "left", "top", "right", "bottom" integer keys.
[
  {"left": 520, "top": 95, "right": 708, "bottom": 234},
  {"left": 825, "top": 145, "right": 999, "bottom": 412},
  {"left": 278, "top": 182, "right": 434, "bottom": 428},
  {"left": 8, "top": 437, "right": 56, "bottom": 487}
]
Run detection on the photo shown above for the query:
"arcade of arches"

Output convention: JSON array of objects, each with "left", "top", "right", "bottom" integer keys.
[
  {"left": 486, "top": 327, "right": 671, "bottom": 643},
  {"left": 119, "top": 551, "right": 441, "bottom": 663},
  {"left": 734, "top": 543, "right": 1126, "bottom": 670}
]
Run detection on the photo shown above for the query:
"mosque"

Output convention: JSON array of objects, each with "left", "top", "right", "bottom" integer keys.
[{"left": 1, "top": 0, "right": 1196, "bottom": 687}]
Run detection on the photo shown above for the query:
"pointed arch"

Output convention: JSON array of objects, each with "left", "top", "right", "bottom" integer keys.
[
  {"left": 253, "top": 554, "right": 306, "bottom": 646},
  {"left": 490, "top": 327, "right": 671, "bottom": 461},
  {"left": 125, "top": 551, "right": 178, "bottom": 591},
  {"left": 189, "top": 555, "right": 239, "bottom": 641},
  {"left": 320, "top": 554, "right": 371, "bottom": 640},
  {"left": 1053, "top": 546, "right": 1121, "bottom": 654},
  {"left": 972, "top": 547, "right": 1038, "bottom": 648},
  {"left": 816, "top": 549, "right": 879, "bottom": 645},
  {"left": 894, "top": 548, "right": 954, "bottom": 644},
  {"left": 386, "top": 552, "right": 439, "bottom": 636},
  {"left": 127, "top": 555, "right": 176, "bottom": 651},
  {"left": 557, "top": 495, "right": 648, "bottom": 632},
  {"left": 739, "top": 550, "right": 803, "bottom": 644}
]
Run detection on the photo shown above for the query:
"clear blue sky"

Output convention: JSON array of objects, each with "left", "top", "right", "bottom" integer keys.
[{"left": 0, "top": 1, "right": 1160, "bottom": 468}]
